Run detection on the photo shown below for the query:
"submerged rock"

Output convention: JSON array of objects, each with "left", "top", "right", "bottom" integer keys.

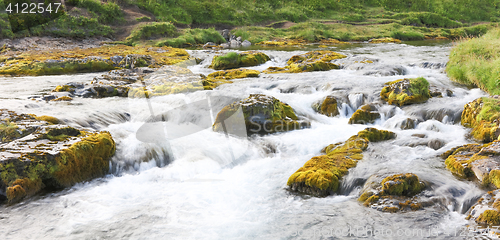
[
  {"left": 287, "top": 128, "right": 396, "bottom": 197},
  {"left": 209, "top": 51, "right": 270, "bottom": 70},
  {"left": 380, "top": 77, "right": 431, "bottom": 106},
  {"left": 358, "top": 173, "right": 428, "bottom": 212},
  {"left": 264, "top": 50, "right": 346, "bottom": 74},
  {"left": 462, "top": 97, "right": 500, "bottom": 143},
  {"left": 0, "top": 109, "right": 116, "bottom": 204},
  {"left": 212, "top": 94, "right": 310, "bottom": 136},
  {"left": 348, "top": 104, "right": 380, "bottom": 124}
]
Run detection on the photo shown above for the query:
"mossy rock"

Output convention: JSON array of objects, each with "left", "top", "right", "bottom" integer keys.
[
  {"left": 0, "top": 110, "right": 116, "bottom": 204},
  {"left": 369, "top": 38, "right": 402, "bottom": 44},
  {"left": 203, "top": 69, "right": 260, "bottom": 90},
  {"left": 443, "top": 143, "right": 484, "bottom": 178},
  {"left": 209, "top": 51, "right": 270, "bottom": 70},
  {"left": 462, "top": 97, "right": 500, "bottom": 143},
  {"left": 287, "top": 128, "right": 395, "bottom": 197},
  {"left": 358, "top": 173, "right": 426, "bottom": 212},
  {"left": 348, "top": 104, "right": 380, "bottom": 124},
  {"left": 380, "top": 77, "right": 431, "bottom": 106},
  {"left": 256, "top": 39, "right": 307, "bottom": 46},
  {"left": 0, "top": 45, "right": 189, "bottom": 76},
  {"left": 314, "top": 96, "right": 339, "bottom": 117},
  {"left": 467, "top": 190, "right": 500, "bottom": 226},
  {"left": 264, "top": 50, "right": 345, "bottom": 74},
  {"left": 212, "top": 94, "right": 309, "bottom": 136}
]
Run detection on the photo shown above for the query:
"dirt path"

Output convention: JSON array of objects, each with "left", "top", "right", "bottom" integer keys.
[{"left": 112, "top": 4, "right": 156, "bottom": 40}]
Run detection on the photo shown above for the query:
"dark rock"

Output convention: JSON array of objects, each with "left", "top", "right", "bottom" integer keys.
[{"left": 428, "top": 138, "right": 445, "bottom": 150}]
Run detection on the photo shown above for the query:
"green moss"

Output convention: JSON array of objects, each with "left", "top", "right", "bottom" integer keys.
[
  {"left": 318, "top": 96, "right": 339, "bottom": 117},
  {"left": 203, "top": 68, "right": 259, "bottom": 90},
  {"left": 210, "top": 51, "right": 270, "bottom": 70},
  {"left": 0, "top": 121, "right": 21, "bottom": 142},
  {"left": 444, "top": 143, "right": 484, "bottom": 177},
  {"left": 381, "top": 173, "right": 425, "bottom": 196},
  {"left": 45, "top": 127, "right": 81, "bottom": 141},
  {"left": 348, "top": 104, "right": 381, "bottom": 124},
  {"left": 357, "top": 127, "right": 397, "bottom": 142},
  {"left": 477, "top": 210, "right": 500, "bottom": 225},
  {"left": 50, "top": 132, "right": 115, "bottom": 187},
  {"left": 380, "top": 77, "right": 430, "bottom": 106},
  {"left": 462, "top": 97, "right": 500, "bottom": 143},
  {"left": 288, "top": 128, "right": 395, "bottom": 197}
]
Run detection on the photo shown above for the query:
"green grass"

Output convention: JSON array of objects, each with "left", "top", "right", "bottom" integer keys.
[
  {"left": 155, "top": 28, "right": 226, "bottom": 47},
  {"left": 76, "top": 0, "right": 124, "bottom": 24},
  {"left": 125, "top": 22, "right": 178, "bottom": 44},
  {"left": 447, "top": 28, "right": 500, "bottom": 95},
  {"left": 32, "top": 15, "right": 114, "bottom": 38},
  {"left": 390, "top": 30, "right": 425, "bottom": 40}
]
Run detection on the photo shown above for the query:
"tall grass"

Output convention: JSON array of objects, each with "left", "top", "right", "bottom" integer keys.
[{"left": 447, "top": 28, "right": 500, "bottom": 95}]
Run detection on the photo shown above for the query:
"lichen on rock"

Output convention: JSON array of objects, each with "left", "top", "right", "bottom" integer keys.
[
  {"left": 287, "top": 128, "right": 396, "bottom": 197},
  {"left": 209, "top": 51, "right": 270, "bottom": 70},
  {"left": 212, "top": 94, "right": 310, "bottom": 136},
  {"left": 380, "top": 77, "right": 431, "bottom": 106}
]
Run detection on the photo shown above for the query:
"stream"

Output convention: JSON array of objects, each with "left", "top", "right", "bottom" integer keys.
[{"left": 0, "top": 41, "right": 491, "bottom": 239}]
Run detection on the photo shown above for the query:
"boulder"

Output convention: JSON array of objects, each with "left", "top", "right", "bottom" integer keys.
[
  {"left": 212, "top": 94, "right": 310, "bottom": 136},
  {"left": 313, "top": 96, "right": 339, "bottom": 117},
  {"left": 202, "top": 69, "right": 260, "bottom": 90},
  {"left": 241, "top": 40, "right": 251, "bottom": 47},
  {"left": 287, "top": 128, "right": 396, "bottom": 197},
  {"left": 348, "top": 104, "right": 380, "bottom": 124},
  {"left": 462, "top": 97, "right": 500, "bottom": 143},
  {"left": 358, "top": 173, "right": 427, "bottom": 212},
  {"left": 0, "top": 110, "right": 116, "bottom": 203},
  {"left": 467, "top": 190, "right": 500, "bottom": 226},
  {"left": 380, "top": 77, "right": 431, "bottom": 106},
  {"left": 209, "top": 51, "right": 270, "bottom": 70},
  {"left": 264, "top": 50, "right": 346, "bottom": 74}
]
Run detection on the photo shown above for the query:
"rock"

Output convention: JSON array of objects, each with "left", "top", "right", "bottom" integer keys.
[
  {"left": 0, "top": 110, "right": 116, "bottom": 203},
  {"left": 362, "top": 65, "right": 407, "bottom": 76},
  {"left": 264, "top": 50, "right": 346, "bottom": 74},
  {"left": 236, "top": 36, "right": 242, "bottom": 41},
  {"left": 380, "top": 77, "right": 431, "bottom": 106},
  {"left": 209, "top": 51, "right": 270, "bottom": 70},
  {"left": 222, "top": 29, "right": 230, "bottom": 41},
  {"left": 358, "top": 173, "right": 427, "bottom": 213},
  {"left": 446, "top": 89, "right": 454, "bottom": 97},
  {"left": 313, "top": 96, "right": 339, "bottom": 117},
  {"left": 212, "top": 94, "right": 310, "bottom": 136},
  {"left": 0, "top": 45, "right": 189, "bottom": 76},
  {"left": 287, "top": 128, "right": 396, "bottom": 197},
  {"left": 348, "top": 104, "right": 380, "bottom": 124},
  {"left": 412, "top": 133, "right": 426, "bottom": 138},
  {"left": 462, "top": 97, "right": 500, "bottom": 143},
  {"left": 467, "top": 190, "right": 500, "bottom": 226},
  {"left": 203, "top": 69, "right": 260, "bottom": 90},
  {"left": 230, "top": 40, "right": 241, "bottom": 48},
  {"left": 241, "top": 40, "right": 251, "bottom": 47},
  {"left": 398, "top": 118, "right": 417, "bottom": 129},
  {"left": 427, "top": 138, "right": 445, "bottom": 150},
  {"left": 203, "top": 42, "right": 217, "bottom": 49}
]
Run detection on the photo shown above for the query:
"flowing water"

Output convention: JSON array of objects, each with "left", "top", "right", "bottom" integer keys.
[{"left": 0, "top": 41, "right": 492, "bottom": 239}]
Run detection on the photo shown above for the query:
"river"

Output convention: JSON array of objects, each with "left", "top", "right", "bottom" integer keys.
[{"left": 0, "top": 41, "right": 491, "bottom": 239}]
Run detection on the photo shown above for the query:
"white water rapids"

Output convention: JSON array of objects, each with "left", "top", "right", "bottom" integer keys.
[{"left": 0, "top": 41, "right": 492, "bottom": 239}]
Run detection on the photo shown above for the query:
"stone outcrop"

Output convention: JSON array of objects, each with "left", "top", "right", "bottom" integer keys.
[
  {"left": 380, "top": 77, "right": 431, "bottom": 106},
  {"left": 287, "top": 128, "right": 396, "bottom": 197},
  {"left": 209, "top": 51, "right": 270, "bottom": 70},
  {"left": 212, "top": 94, "right": 310, "bottom": 136},
  {"left": 0, "top": 109, "right": 116, "bottom": 204}
]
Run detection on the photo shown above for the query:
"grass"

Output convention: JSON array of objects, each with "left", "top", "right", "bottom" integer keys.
[
  {"left": 447, "top": 28, "right": 500, "bottom": 95},
  {"left": 125, "top": 22, "right": 178, "bottom": 44},
  {"left": 155, "top": 28, "right": 226, "bottom": 47}
]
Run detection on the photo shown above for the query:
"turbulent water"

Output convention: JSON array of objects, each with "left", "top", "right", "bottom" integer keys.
[{"left": 0, "top": 41, "right": 492, "bottom": 239}]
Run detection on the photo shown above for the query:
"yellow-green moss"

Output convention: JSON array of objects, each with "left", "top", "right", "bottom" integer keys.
[
  {"left": 203, "top": 69, "right": 260, "bottom": 90},
  {"left": 462, "top": 97, "right": 500, "bottom": 143},
  {"left": 288, "top": 128, "right": 395, "bottom": 197},
  {"left": 51, "top": 96, "right": 73, "bottom": 102},
  {"left": 383, "top": 206, "right": 400, "bottom": 213},
  {"left": 34, "top": 115, "right": 60, "bottom": 124},
  {"left": 0, "top": 121, "right": 20, "bottom": 142},
  {"left": 380, "top": 77, "right": 430, "bottom": 106},
  {"left": 6, "top": 178, "right": 43, "bottom": 204},
  {"left": 357, "top": 127, "right": 397, "bottom": 142},
  {"left": 209, "top": 51, "right": 270, "bottom": 70},
  {"left": 348, "top": 104, "right": 380, "bottom": 124},
  {"left": 264, "top": 50, "right": 345, "bottom": 74},
  {"left": 45, "top": 127, "right": 81, "bottom": 141},
  {"left": 477, "top": 210, "right": 500, "bottom": 225},
  {"left": 318, "top": 96, "right": 339, "bottom": 117},
  {"left": 370, "top": 38, "right": 402, "bottom": 43},
  {"left": 381, "top": 173, "right": 425, "bottom": 196},
  {"left": 444, "top": 143, "right": 484, "bottom": 177},
  {"left": 50, "top": 131, "right": 115, "bottom": 187},
  {"left": 53, "top": 85, "right": 76, "bottom": 93},
  {"left": 0, "top": 45, "right": 189, "bottom": 76}
]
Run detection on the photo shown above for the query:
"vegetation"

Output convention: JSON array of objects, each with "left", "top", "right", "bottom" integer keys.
[
  {"left": 380, "top": 77, "right": 431, "bottom": 106},
  {"left": 209, "top": 51, "right": 270, "bottom": 70},
  {"left": 447, "top": 28, "right": 500, "bottom": 95}
]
